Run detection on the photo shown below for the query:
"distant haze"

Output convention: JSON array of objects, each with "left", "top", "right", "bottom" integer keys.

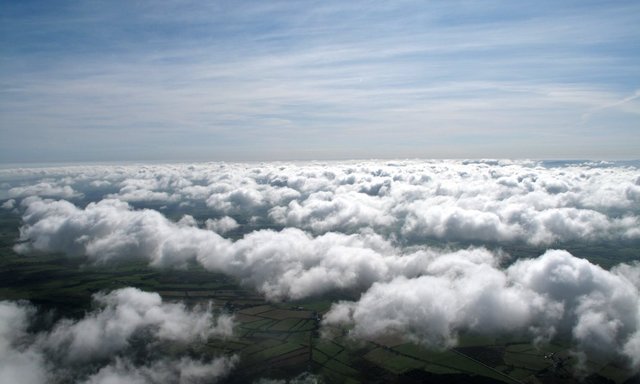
[{"left": 1, "top": 1, "right": 639, "bottom": 163}]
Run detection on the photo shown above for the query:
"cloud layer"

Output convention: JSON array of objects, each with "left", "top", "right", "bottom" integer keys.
[
  {"left": 3, "top": 160, "right": 640, "bottom": 372},
  {"left": 11, "top": 191, "right": 640, "bottom": 369},
  {"left": 323, "top": 250, "right": 640, "bottom": 368},
  {"left": 43, "top": 287, "right": 233, "bottom": 363},
  {"left": 0, "top": 288, "right": 235, "bottom": 384},
  {"left": 82, "top": 356, "right": 239, "bottom": 384},
  {"left": 4, "top": 160, "right": 640, "bottom": 246},
  {"left": 14, "top": 196, "right": 448, "bottom": 300}
]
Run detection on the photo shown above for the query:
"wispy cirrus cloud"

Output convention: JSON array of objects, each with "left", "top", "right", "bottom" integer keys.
[{"left": 1, "top": 1, "right": 639, "bottom": 162}]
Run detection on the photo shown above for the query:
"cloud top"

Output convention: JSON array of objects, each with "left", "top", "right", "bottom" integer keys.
[
  {"left": 3, "top": 160, "right": 640, "bottom": 373},
  {"left": 43, "top": 287, "right": 233, "bottom": 362},
  {"left": 0, "top": 288, "right": 235, "bottom": 384},
  {"left": 324, "top": 250, "right": 640, "bottom": 368},
  {"left": 3, "top": 160, "right": 639, "bottom": 246}
]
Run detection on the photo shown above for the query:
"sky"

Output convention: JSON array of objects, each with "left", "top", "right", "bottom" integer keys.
[{"left": 0, "top": 0, "right": 639, "bottom": 163}]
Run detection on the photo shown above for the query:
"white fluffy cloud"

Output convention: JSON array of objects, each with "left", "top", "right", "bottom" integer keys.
[
  {"left": 2, "top": 160, "right": 639, "bottom": 245},
  {"left": 0, "top": 288, "right": 235, "bottom": 384},
  {"left": 323, "top": 250, "right": 640, "bottom": 368},
  {"left": 12, "top": 194, "right": 640, "bottom": 369},
  {"left": 42, "top": 287, "right": 233, "bottom": 362},
  {"left": 205, "top": 216, "right": 239, "bottom": 234},
  {"left": 8, "top": 182, "right": 80, "bottom": 199},
  {"left": 82, "top": 356, "right": 238, "bottom": 384},
  {"left": 0, "top": 301, "right": 48, "bottom": 384},
  {"left": 15, "top": 196, "right": 502, "bottom": 300},
  {"left": 4, "top": 160, "right": 640, "bottom": 373},
  {"left": 1, "top": 199, "right": 16, "bottom": 210}
]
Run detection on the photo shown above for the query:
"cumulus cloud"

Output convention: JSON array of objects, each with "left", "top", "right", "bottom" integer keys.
[
  {"left": 0, "top": 288, "right": 235, "bottom": 384},
  {"left": 1, "top": 199, "right": 16, "bottom": 210},
  {"left": 42, "top": 287, "right": 233, "bottom": 362},
  {"left": 0, "top": 301, "right": 48, "bottom": 384},
  {"left": 3, "top": 160, "right": 639, "bottom": 245},
  {"left": 106, "top": 178, "right": 176, "bottom": 202},
  {"left": 82, "top": 355, "right": 238, "bottom": 384},
  {"left": 13, "top": 194, "right": 640, "bottom": 370},
  {"left": 205, "top": 216, "right": 239, "bottom": 234},
  {"left": 8, "top": 182, "right": 80, "bottom": 199},
  {"left": 14, "top": 196, "right": 499, "bottom": 300},
  {"left": 323, "top": 250, "right": 640, "bottom": 369},
  {"left": 268, "top": 190, "right": 394, "bottom": 234},
  {"left": 4, "top": 160, "right": 640, "bottom": 374}
]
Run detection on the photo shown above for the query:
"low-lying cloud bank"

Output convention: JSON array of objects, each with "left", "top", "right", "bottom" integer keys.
[
  {"left": 11, "top": 195, "right": 640, "bottom": 370},
  {"left": 81, "top": 356, "right": 239, "bottom": 384},
  {"left": 324, "top": 250, "right": 640, "bottom": 369},
  {"left": 2, "top": 160, "right": 639, "bottom": 245},
  {"left": 15, "top": 197, "right": 501, "bottom": 300},
  {"left": 0, "top": 288, "right": 235, "bottom": 384},
  {"left": 3, "top": 160, "right": 640, "bottom": 373}
]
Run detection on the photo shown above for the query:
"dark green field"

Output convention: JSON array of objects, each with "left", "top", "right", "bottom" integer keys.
[{"left": 1, "top": 209, "right": 638, "bottom": 383}]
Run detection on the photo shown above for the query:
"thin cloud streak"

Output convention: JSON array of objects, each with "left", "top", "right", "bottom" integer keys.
[{"left": 1, "top": 1, "right": 639, "bottom": 161}]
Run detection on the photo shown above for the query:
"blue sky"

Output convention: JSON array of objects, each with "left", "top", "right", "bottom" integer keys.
[{"left": 1, "top": 0, "right": 639, "bottom": 163}]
